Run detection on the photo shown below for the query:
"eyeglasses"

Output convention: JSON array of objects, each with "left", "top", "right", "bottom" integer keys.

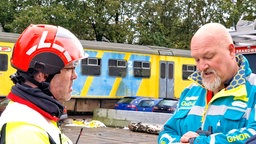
[
  {"left": 62, "top": 62, "right": 77, "bottom": 73},
  {"left": 63, "top": 67, "right": 76, "bottom": 70},
  {"left": 63, "top": 67, "right": 76, "bottom": 73}
]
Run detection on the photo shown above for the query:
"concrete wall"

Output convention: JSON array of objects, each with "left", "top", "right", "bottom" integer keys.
[{"left": 93, "top": 108, "right": 173, "bottom": 128}]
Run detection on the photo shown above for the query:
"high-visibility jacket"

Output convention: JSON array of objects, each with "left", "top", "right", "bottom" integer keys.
[
  {"left": 0, "top": 101, "right": 72, "bottom": 144},
  {"left": 158, "top": 54, "right": 256, "bottom": 144}
]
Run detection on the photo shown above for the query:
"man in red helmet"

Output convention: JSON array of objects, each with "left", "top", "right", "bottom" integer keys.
[{"left": 0, "top": 24, "right": 88, "bottom": 144}]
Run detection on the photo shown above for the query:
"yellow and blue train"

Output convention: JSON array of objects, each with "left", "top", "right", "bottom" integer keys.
[{"left": 0, "top": 31, "right": 196, "bottom": 112}]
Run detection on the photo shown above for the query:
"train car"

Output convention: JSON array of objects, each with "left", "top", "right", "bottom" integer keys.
[
  {"left": 229, "top": 22, "right": 256, "bottom": 74},
  {"left": 0, "top": 42, "right": 16, "bottom": 97},
  {"left": 0, "top": 31, "right": 196, "bottom": 112},
  {"left": 234, "top": 45, "right": 256, "bottom": 73}
]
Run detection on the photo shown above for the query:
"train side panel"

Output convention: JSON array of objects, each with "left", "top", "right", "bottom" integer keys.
[
  {"left": 72, "top": 49, "right": 160, "bottom": 99},
  {"left": 136, "top": 54, "right": 160, "bottom": 97},
  {"left": 0, "top": 32, "right": 196, "bottom": 112},
  {"left": 0, "top": 42, "right": 16, "bottom": 97},
  {"left": 159, "top": 55, "right": 195, "bottom": 99},
  {"left": 172, "top": 56, "right": 195, "bottom": 98}
]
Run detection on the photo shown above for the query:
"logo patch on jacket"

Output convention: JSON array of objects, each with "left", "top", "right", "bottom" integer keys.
[
  {"left": 231, "top": 101, "right": 247, "bottom": 108},
  {"left": 185, "top": 96, "right": 198, "bottom": 101},
  {"left": 181, "top": 96, "right": 198, "bottom": 107}
]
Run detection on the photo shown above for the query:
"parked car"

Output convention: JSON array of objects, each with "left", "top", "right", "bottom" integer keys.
[
  {"left": 0, "top": 98, "right": 10, "bottom": 115},
  {"left": 136, "top": 99, "right": 161, "bottom": 112},
  {"left": 114, "top": 96, "right": 145, "bottom": 111},
  {"left": 152, "top": 98, "right": 178, "bottom": 113}
]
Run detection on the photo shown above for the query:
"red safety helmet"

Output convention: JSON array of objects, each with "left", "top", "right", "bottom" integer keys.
[{"left": 11, "top": 24, "right": 88, "bottom": 74}]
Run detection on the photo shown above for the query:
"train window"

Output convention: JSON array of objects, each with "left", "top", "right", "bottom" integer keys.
[
  {"left": 109, "top": 59, "right": 117, "bottom": 67},
  {"left": 133, "top": 61, "right": 150, "bottom": 78},
  {"left": 142, "top": 62, "right": 150, "bottom": 69},
  {"left": 81, "top": 58, "right": 101, "bottom": 76},
  {"left": 134, "top": 62, "right": 142, "bottom": 68},
  {"left": 182, "top": 64, "right": 196, "bottom": 80},
  {"left": 0, "top": 54, "right": 8, "bottom": 71},
  {"left": 168, "top": 64, "right": 173, "bottom": 79},
  {"left": 187, "top": 65, "right": 195, "bottom": 72},
  {"left": 117, "top": 60, "right": 126, "bottom": 68},
  {"left": 108, "top": 59, "right": 127, "bottom": 77},
  {"left": 87, "top": 58, "right": 99, "bottom": 66},
  {"left": 160, "top": 63, "right": 166, "bottom": 79}
]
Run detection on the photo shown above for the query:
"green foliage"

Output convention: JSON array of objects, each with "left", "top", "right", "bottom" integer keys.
[{"left": 0, "top": 0, "right": 255, "bottom": 49}]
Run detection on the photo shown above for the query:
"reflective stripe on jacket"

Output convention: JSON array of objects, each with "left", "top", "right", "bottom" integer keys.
[{"left": 0, "top": 101, "right": 72, "bottom": 144}]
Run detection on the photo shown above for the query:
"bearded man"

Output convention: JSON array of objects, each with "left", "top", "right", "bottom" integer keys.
[{"left": 158, "top": 23, "right": 256, "bottom": 144}]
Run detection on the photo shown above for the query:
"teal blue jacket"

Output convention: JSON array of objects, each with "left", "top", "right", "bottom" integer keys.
[{"left": 158, "top": 55, "right": 256, "bottom": 144}]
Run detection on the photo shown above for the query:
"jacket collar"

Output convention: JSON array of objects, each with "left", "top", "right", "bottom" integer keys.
[{"left": 188, "top": 54, "right": 251, "bottom": 90}]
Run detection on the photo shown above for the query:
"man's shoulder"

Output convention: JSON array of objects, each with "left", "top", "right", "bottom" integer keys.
[
  {"left": 185, "top": 83, "right": 201, "bottom": 89},
  {"left": 180, "top": 83, "right": 205, "bottom": 100},
  {"left": 0, "top": 101, "right": 53, "bottom": 129}
]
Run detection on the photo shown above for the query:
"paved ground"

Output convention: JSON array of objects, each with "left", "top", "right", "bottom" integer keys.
[{"left": 62, "top": 126, "right": 158, "bottom": 144}]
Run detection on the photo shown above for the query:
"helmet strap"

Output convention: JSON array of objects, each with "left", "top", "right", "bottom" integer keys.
[
  {"left": 13, "top": 70, "right": 54, "bottom": 96},
  {"left": 10, "top": 72, "right": 25, "bottom": 84}
]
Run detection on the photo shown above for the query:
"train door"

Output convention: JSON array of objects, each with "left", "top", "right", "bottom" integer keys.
[{"left": 159, "top": 61, "right": 174, "bottom": 98}]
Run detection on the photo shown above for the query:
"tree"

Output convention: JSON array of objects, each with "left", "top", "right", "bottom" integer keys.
[
  {"left": 75, "top": 0, "right": 138, "bottom": 43},
  {"left": 0, "top": 0, "right": 255, "bottom": 49},
  {"left": 135, "top": 0, "right": 191, "bottom": 49},
  {"left": 0, "top": 0, "right": 18, "bottom": 32}
]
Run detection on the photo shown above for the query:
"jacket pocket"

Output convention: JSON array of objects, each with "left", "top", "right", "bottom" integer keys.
[
  {"left": 222, "top": 108, "right": 246, "bottom": 132},
  {"left": 224, "top": 108, "right": 245, "bottom": 120},
  {"left": 173, "top": 109, "right": 201, "bottom": 133}
]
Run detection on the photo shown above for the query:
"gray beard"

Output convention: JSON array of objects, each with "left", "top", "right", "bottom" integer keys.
[
  {"left": 202, "top": 73, "right": 222, "bottom": 92},
  {"left": 201, "top": 70, "right": 221, "bottom": 92}
]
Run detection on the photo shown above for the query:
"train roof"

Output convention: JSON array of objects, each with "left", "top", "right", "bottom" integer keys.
[
  {"left": 0, "top": 31, "right": 191, "bottom": 57},
  {"left": 229, "top": 20, "right": 256, "bottom": 46}
]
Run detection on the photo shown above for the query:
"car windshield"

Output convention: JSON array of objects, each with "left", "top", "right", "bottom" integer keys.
[
  {"left": 158, "top": 100, "right": 177, "bottom": 107},
  {"left": 138, "top": 100, "right": 154, "bottom": 107},
  {"left": 117, "top": 97, "right": 136, "bottom": 104}
]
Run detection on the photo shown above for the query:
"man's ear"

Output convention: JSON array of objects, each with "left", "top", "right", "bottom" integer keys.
[
  {"left": 34, "top": 72, "right": 47, "bottom": 83},
  {"left": 228, "top": 44, "right": 236, "bottom": 58}
]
